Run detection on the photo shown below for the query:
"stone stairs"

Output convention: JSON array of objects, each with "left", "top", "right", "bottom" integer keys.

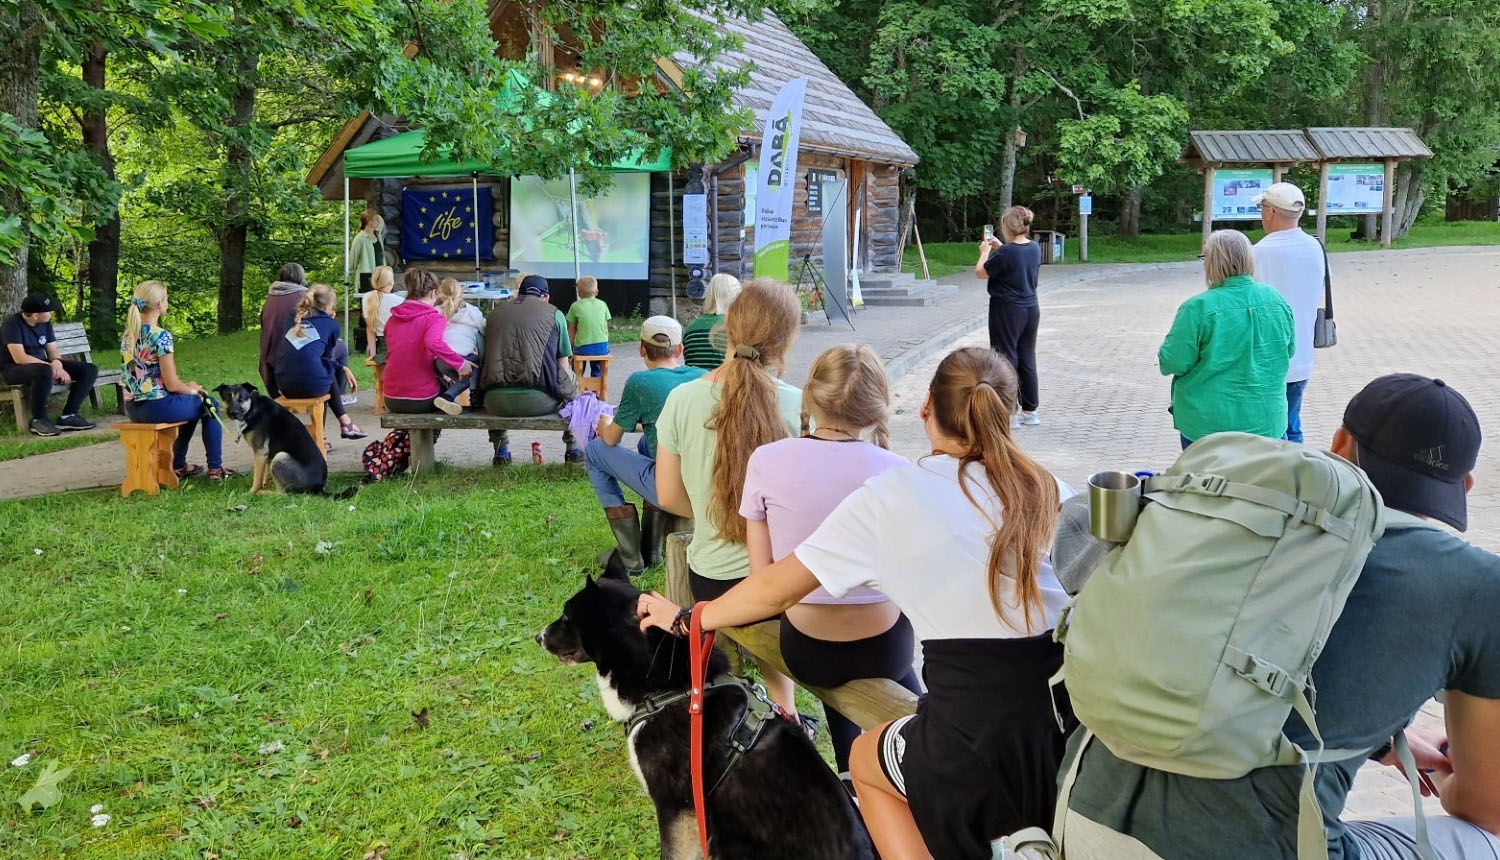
[{"left": 855, "top": 272, "right": 956, "bottom": 307}]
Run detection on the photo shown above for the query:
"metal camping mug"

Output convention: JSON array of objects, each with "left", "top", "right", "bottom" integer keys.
[{"left": 1088, "top": 470, "right": 1144, "bottom": 542}]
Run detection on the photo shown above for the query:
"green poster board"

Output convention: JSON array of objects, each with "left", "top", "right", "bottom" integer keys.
[
  {"left": 1324, "top": 164, "right": 1385, "bottom": 215},
  {"left": 1211, "top": 169, "right": 1273, "bottom": 221}
]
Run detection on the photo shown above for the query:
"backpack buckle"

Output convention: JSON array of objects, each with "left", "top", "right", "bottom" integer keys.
[
  {"left": 1234, "top": 654, "right": 1291, "bottom": 697},
  {"left": 1192, "top": 474, "right": 1228, "bottom": 495}
]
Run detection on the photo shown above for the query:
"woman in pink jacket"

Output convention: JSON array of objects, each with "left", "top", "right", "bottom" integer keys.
[{"left": 383, "top": 267, "right": 474, "bottom": 413}]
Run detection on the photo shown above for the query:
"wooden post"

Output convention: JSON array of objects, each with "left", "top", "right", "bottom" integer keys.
[
  {"left": 1316, "top": 160, "right": 1332, "bottom": 244},
  {"left": 1202, "top": 165, "right": 1216, "bottom": 249},
  {"left": 1273, "top": 163, "right": 1286, "bottom": 184},
  {"left": 912, "top": 221, "right": 931, "bottom": 280},
  {"left": 1080, "top": 210, "right": 1089, "bottom": 262},
  {"left": 1381, "top": 158, "right": 1397, "bottom": 249}
]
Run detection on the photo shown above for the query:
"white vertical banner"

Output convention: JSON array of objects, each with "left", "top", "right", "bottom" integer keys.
[
  {"left": 753, "top": 77, "right": 809, "bottom": 281},
  {"left": 682, "top": 192, "right": 709, "bottom": 265}
]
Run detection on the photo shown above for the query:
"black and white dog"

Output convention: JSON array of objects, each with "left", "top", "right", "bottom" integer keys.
[
  {"left": 216, "top": 382, "right": 355, "bottom": 498},
  {"left": 537, "top": 554, "right": 873, "bottom": 860}
]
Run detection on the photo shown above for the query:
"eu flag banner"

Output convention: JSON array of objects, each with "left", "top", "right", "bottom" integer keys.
[{"left": 400, "top": 187, "right": 494, "bottom": 262}]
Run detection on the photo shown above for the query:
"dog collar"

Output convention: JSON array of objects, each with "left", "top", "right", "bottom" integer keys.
[{"left": 622, "top": 676, "right": 785, "bottom": 797}]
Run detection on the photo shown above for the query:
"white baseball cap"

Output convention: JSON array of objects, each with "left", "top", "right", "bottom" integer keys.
[
  {"left": 1251, "top": 182, "right": 1306, "bottom": 212},
  {"left": 640, "top": 315, "right": 683, "bottom": 347}
]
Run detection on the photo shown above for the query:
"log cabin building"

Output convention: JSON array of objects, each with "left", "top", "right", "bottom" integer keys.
[{"left": 305, "top": 7, "right": 918, "bottom": 318}]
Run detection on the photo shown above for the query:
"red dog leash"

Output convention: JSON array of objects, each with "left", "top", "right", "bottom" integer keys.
[{"left": 688, "top": 602, "right": 715, "bottom": 858}]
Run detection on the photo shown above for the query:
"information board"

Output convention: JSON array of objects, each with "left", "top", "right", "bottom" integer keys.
[
  {"left": 682, "top": 193, "right": 709, "bottom": 265},
  {"left": 1211, "top": 169, "right": 1273, "bottom": 221},
  {"left": 1323, "top": 164, "right": 1385, "bottom": 215}
]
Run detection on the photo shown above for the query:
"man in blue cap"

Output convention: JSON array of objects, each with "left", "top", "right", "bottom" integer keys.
[
  {"left": 1, "top": 293, "right": 98, "bottom": 436},
  {"left": 479, "top": 275, "right": 580, "bottom": 464}
]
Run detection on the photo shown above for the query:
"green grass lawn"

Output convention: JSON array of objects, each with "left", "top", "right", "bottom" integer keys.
[
  {"left": 0, "top": 467, "right": 689, "bottom": 859},
  {"left": 0, "top": 432, "right": 118, "bottom": 463},
  {"left": 904, "top": 220, "right": 1500, "bottom": 277}
]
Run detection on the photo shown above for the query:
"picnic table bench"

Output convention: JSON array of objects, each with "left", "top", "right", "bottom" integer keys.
[
  {"left": 378, "top": 411, "right": 569, "bottom": 473},
  {"left": 664, "top": 532, "right": 919, "bottom": 730},
  {"left": 2, "top": 321, "right": 123, "bottom": 431}
]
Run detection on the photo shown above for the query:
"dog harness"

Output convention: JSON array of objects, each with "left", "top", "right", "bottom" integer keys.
[{"left": 622, "top": 674, "right": 785, "bottom": 798}]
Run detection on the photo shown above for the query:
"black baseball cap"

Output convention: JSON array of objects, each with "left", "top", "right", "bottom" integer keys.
[
  {"left": 1343, "top": 373, "right": 1481, "bottom": 531},
  {"left": 20, "top": 293, "right": 56, "bottom": 314}
]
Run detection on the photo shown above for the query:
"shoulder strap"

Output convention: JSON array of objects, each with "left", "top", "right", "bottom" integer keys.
[{"left": 1316, "top": 237, "right": 1334, "bottom": 319}]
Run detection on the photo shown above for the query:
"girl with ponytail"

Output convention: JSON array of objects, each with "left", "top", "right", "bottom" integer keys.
[
  {"left": 654, "top": 277, "right": 807, "bottom": 723},
  {"left": 640, "top": 346, "right": 1074, "bottom": 859},
  {"left": 741, "top": 343, "right": 918, "bottom": 787},
  {"left": 273, "top": 284, "right": 365, "bottom": 439},
  {"left": 121, "top": 281, "right": 237, "bottom": 480}
]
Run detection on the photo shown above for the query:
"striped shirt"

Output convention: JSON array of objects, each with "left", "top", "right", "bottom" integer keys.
[{"left": 681, "top": 313, "right": 726, "bottom": 371}]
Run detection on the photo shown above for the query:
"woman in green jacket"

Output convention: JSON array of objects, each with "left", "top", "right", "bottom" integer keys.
[{"left": 1159, "top": 229, "right": 1295, "bottom": 449}]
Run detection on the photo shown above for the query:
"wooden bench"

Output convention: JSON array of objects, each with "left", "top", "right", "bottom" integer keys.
[
  {"left": 275, "top": 394, "right": 330, "bottom": 459},
  {"left": 365, "top": 357, "right": 386, "bottom": 414},
  {"left": 379, "top": 411, "right": 569, "bottom": 473},
  {"left": 111, "top": 421, "right": 185, "bottom": 497},
  {"left": 2, "top": 321, "right": 124, "bottom": 431},
  {"left": 664, "top": 532, "right": 919, "bottom": 730}
]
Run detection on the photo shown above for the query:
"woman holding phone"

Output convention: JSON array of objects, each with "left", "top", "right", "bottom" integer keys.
[{"left": 974, "top": 206, "right": 1043, "bottom": 428}]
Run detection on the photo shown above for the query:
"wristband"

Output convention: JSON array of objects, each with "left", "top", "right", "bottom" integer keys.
[{"left": 669, "top": 608, "right": 693, "bottom": 638}]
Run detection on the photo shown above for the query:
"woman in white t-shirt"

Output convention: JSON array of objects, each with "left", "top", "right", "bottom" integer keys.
[
  {"left": 741, "top": 343, "right": 917, "bottom": 788},
  {"left": 362, "top": 265, "right": 402, "bottom": 362},
  {"left": 641, "top": 346, "right": 1073, "bottom": 860}
]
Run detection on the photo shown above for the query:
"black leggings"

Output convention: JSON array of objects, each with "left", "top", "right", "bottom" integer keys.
[
  {"left": 780, "top": 614, "right": 921, "bottom": 772},
  {"left": 988, "top": 299, "right": 1040, "bottom": 412}
]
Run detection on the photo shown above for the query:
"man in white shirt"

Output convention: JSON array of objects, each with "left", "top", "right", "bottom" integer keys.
[{"left": 1251, "top": 182, "right": 1326, "bottom": 442}]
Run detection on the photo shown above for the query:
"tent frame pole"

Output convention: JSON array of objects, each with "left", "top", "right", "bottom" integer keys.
[
  {"left": 569, "top": 167, "right": 582, "bottom": 280},
  {"left": 472, "top": 173, "right": 482, "bottom": 279},
  {"left": 669, "top": 171, "right": 677, "bottom": 319},
  {"left": 343, "top": 176, "right": 351, "bottom": 338}
]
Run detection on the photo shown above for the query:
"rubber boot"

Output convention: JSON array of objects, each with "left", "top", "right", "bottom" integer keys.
[
  {"left": 640, "top": 502, "right": 667, "bottom": 568},
  {"left": 605, "top": 504, "right": 645, "bottom": 575}
]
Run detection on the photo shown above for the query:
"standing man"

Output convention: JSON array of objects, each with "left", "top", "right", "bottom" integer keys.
[
  {"left": 1, "top": 294, "right": 99, "bottom": 436},
  {"left": 1252, "top": 182, "right": 1326, "bottom": 443}
]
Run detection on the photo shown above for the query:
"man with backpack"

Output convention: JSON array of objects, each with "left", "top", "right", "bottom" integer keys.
[{"left": 1055, "top": 373, "right": 1500, "bottom": 859}]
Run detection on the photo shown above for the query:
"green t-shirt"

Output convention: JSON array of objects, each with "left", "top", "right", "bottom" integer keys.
[
  {"left": 565, "top": 297, "right": 611, "bottom": 347},
  {"left": 681, "top": 313, "right": 726, "bottom": 371},
  {"left": 656, "top": 376, "right": 802, "bottom": 580},
  {"left": 614, "top": 365, "right": 706, "bottom": 457}
]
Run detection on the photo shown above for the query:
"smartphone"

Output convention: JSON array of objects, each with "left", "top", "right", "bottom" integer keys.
[{"left": 983, "top": 224, "right": 995, "bottom": 241}]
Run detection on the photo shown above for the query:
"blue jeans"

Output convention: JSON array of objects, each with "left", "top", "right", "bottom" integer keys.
[
  {"left": 1285, "top": 379, "right": 1308, "bottom": 443},
  {"left": 125, "top": 393, "right": 224, "bottom": 470},
  {"left": 584, "top": 436, "right": 657, "bottom": 508},
  {"left": 574, "top": 341, "right": 609, "bottom": 376}
]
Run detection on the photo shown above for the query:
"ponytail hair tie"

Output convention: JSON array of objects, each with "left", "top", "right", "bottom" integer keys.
[
  {"left": 734, "top": 344, "right": 761, "bottom": 361},
  {"left": 132, "top": 297, "right": 147, "bottom": 310}
]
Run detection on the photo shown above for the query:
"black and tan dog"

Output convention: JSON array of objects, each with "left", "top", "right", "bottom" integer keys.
[
  {"left": 538, "top": 553, "right": 874, "bottom": 860},
  {"left": 216, "top": 382, "right": 355, "bottom": 498}
]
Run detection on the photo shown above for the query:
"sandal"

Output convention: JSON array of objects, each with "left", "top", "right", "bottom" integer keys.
[
  {"left": 341, "top": 423, "right": 368, "bottom": 440},
  {"left": 175, "top": 464, "right": 205, "bottom": 479},
  {"left": 207, "top": 467, "right": 239, "bottom": 481}
]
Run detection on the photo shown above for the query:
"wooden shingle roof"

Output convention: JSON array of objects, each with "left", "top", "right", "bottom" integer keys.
[
  {"left": 1184, "top": 130, "right": 1321, "bottom": 165},
  {"left": 1306, "top": 127, "right": 1433, "bottom": 160},
  {"left": 679, "top": 11, "right": 919, "bottom": 166}
]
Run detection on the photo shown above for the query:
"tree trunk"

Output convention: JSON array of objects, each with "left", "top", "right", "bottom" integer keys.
[
  {"left": 1354, "top": 0, "right": 1387, "bottom": 241},
  {"left": 0, "top": 2, "right": 42, "bottom": 313},
  {"left": 1393, "top": 161, "right": 1425, "bottom": 238},
  {"left": 82, "top": 41, "right": 121, "bottom": 345},
  {"left": 216, "top": 52, "right": 259, "bottom": 334},
  {"left": 1119, "top": 185, "right": 1143, "bottom": 238},
  {"left": 998, "top": 49, "right": 1025, "bottom": 211}
]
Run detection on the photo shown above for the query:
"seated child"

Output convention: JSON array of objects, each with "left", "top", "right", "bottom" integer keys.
[
  {"left": 362, "top": 265, "right": 401, "bottom": 362},
  {"left": 434, "top": 278, "right": 485, "bottom": 416},
  {"left": 566, "top": 276, "right": 611, "bottom": 376}
]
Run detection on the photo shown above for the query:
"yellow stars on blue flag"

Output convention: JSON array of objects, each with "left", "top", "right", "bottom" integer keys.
[{"left": 402, "top": 187, "right": 493, "bottom": 262}]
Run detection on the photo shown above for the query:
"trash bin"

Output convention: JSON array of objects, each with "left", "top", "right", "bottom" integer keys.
[{"left": 1035, "top": 230, "right": 1067, "bottom": 264}]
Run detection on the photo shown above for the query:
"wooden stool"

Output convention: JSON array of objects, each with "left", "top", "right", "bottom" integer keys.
[
  {"left": 365, "top": 357, "right": 386, "bottom": 414},
  {"left": 275, "top": 394, "right": 330, "bottom": 459},
  {"left": 111, "top": 421, "right": 185, "bottom": 497},
  {"left": 570, "top": 353, "right": 612, "bottom": 401}
]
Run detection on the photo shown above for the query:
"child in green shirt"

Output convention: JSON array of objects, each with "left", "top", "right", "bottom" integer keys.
[{"left": 566, "top": 276, "right": 611, "bottom": 375}]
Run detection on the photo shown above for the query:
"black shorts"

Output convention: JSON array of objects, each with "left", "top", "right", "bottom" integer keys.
[
  {"left": 689, "top": 569, "right": 741, "bottom": 602},
  {"left": 779, "top": 612, "right": 916, "bottom": 689}
]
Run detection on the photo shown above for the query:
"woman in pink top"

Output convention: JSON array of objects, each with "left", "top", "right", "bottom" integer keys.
[
  {"left": 740, "top": 343, "right": 918, "bottom": 786},
  {"left": 382, "top": 267, "right": 474, "bottom": 412}
]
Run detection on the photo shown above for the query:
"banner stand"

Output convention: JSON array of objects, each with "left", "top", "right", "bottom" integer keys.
[{"left": 342, "top": 176, "right": 351, "bottom": 339}]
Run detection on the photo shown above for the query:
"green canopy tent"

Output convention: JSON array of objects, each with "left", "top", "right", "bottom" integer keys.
[{"left": 338, "top": 71, "right": 677, "bottom": 330}]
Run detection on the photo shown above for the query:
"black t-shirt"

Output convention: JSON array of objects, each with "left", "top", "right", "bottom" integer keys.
[
  {"left": 0, "top": 313, "right": 54, "bottom": 369},
  {"left": 983, "top": 241, "right": 1041, "bottom": 307}
]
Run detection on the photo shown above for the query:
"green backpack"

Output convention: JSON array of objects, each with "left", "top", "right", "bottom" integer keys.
[{"left": 1053, "top": 433, "right": 1388, "bottom": 860}]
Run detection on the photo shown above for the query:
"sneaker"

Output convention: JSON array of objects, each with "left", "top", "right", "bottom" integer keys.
[
  {"left": 341, "top": 394, "right": 359, "bottom": 407},
  {"left": 29, "top": 417, "right": 61, "bottom": 437},
  {"left": 564, "top": 448, "right": 584, "bottom": 464},
  {"left": 1010, "top": 414, "right": 1021, "bottom": 430},
  {"left": 56, "top": 414, "right": 96, "bottom": 431},
  {"left": 434, "top": 396, "right": 463, "bottom": 416},
  {"left": 492, "top": 446, "right": 512, "bottom": 466},
  {"left": 1020, "top": 412, "right": 1041, "bottom": 426}
]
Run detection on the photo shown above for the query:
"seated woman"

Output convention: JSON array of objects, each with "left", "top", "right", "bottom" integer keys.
[
  {"left": 433, "top": 278, "right": 485, "bottom": 415},
  {"left": 641, "top": 347, "right": 1075, "bottom": 860},
  {"left": 741, "top": 343, "right": 919, "bottom": 790},
  {"left": 273, "top": 284, "right": 365, "bottom": 440},
  {"left": 1160, "top": 228, "right": 1294, "bottom": 449},
  {"left": 383, "top": 268, "right": 474, "bottom": 413},
  {"left": 121, "top": 280, "right": 237, "bottom": 480},
  {"left": 362, "top": 265, "right": 401, "bottom": 362}
]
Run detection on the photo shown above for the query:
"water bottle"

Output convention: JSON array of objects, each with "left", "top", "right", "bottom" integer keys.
[{"left": 531, "top": 441, "right": 544, "bottom": 465}]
